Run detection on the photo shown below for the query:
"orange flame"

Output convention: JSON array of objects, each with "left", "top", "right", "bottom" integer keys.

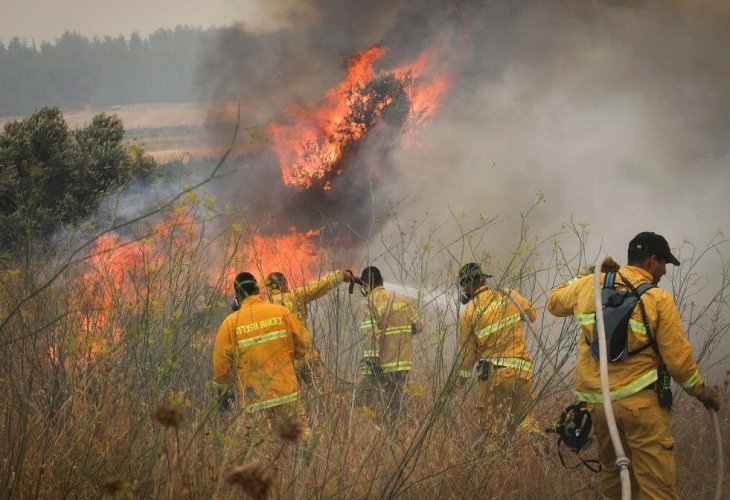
[
  {"left": 396, "top": 46, "right": 452, "bottom": 148},
  {"left": 222, "top": 227, "right": 327, "bottom": 290},
  {"left": 74, "top": 212, "right": 331, "bottom": 352},
  {"left": 268, "top": 44, "right": 451, "bottom": 190},
  {"left": 268, "top": 46, "right": 387, "bottom": 190},
  {"left": 73, "top": 211, "right": 197, "bottom": 355}
]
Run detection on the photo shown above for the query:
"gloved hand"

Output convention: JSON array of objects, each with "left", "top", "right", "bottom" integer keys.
[
  {"left": 343, "top": 269, "right": 355, "bottom": 283},
  {"left": 217, "top": 391, "right": 235, "bottom": 412},
  {"left": 577, "top": 257, "right": 620, "bottom": 278},
  {"left": 696, "top": 384, "right": 721, "bottom": 411}
]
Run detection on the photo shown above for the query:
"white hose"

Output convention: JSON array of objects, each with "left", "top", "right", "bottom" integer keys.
[
  {"left": 593, "top": 265, "right": 632, "bottom": 500},
  {"left": 710, "top": 409, "right": 724, "bottom": 500}
]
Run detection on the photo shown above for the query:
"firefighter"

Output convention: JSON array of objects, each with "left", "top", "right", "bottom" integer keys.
[
  {"left": 265, "top": 269, "right": 354, "bottom": 386},
  {"left": 454, "top": 263, "right": 542, "bottom": 441},
  {"left": 356, "top": 266, "right": 423, "bottom": 419},
  {"left": 547, "top": 231, "right": 722, "bottom": 499},
  {"left": 213, "top": 272, "right": 318, "bottom": 435}
]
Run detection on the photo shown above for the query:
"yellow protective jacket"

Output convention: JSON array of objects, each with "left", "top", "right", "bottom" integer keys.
[
  {"left": 359, "top": 286, "right": 423, "bottom": 374},
  {"left": 457, "top": 286, "right": 537, "bottom": 381},
  {"left": 268, "top": 270, "right": 344, "bottom": 378},
  {"left": 547, "top": 265, "right": 705, "bottom": 403},
  {"left": 268, "top": 270, "right": 345, "bottom": 323},
  {"left": 213, "top": 295, "right": 315, "bottom": 411}
]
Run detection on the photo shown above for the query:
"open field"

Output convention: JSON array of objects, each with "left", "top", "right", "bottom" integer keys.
[{"left": 0, "top": 102, "right": 254, "bottom": 164}]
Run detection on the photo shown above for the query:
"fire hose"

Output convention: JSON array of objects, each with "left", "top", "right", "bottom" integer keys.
[
  {"left": 710, "top": 409, "right": 724, "bottom": 500},
  {"left": 592, "top": 264, "right": 724, "bottom": 500},
  {"left": 593, "top": 265, "right": 632, "bottom": 499}
]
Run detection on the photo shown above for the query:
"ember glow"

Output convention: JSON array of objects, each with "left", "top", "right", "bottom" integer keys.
[{"left": 268, "top": 44, "right": 450, "bottom": 190}]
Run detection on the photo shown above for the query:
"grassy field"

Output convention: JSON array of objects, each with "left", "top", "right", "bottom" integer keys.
[
  {"left": 1, "top": 191, "right": 728, "bottom": 499},
  {"left": 0, "top": 102, "right": 254, "bottom": 164}
]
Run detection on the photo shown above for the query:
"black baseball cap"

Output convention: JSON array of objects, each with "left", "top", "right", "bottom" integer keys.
[{"left": 628, "top": 232, "right": 680, "bottom": 266}]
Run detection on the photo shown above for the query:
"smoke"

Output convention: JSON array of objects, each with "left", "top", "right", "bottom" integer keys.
[
  {"left": 200, "top": 1, "right": 730, "bottom": 261},
  {"left": 190, "top": 0, "right": 730, "bottom": 371},
  {"left": 387, "top": 1, "right": 730, "bottom": 259}
]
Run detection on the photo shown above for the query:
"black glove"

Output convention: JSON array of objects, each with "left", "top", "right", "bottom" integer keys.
[
  {"left": 696, "top": 385, "right": 721, "bottom": 411},
  {"left": 217, "top": 391, "right": 235, "bottom": 412},
  {"left": 343, "top": 269, "right": 355, "bottom": 283}
]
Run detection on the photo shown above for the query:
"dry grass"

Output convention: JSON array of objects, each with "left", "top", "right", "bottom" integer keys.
[{"left": 1, "top": 202, "right": 728, "bottom": 499}]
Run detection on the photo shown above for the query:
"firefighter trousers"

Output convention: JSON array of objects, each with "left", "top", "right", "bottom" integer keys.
[
  {"left": 476, "top": 366, "right": 540, "bottom": 439},
  {"left": 587, "top": 389, "right": 678, "bottom": 500},
  {"left": 355, "top": 370, "right": 408, "bottom": 420}
]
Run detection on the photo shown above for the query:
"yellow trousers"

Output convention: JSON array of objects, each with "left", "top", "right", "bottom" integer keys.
[
  {"left": 355, "top": 370, "right": 408, "bottom": 420},
  {"left": 265, "top": 400, "right": 311, "bottom": 440},
  {"left": 587, "top": 389, "right": 678, "bottom": 499},
  {"left": 476, "top": 367, "right": 540, "bottom": 438}
]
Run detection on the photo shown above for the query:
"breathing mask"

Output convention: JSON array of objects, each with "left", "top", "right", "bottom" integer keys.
[
  {"left": 231, "top": 274, "right": 259, "bottom": 311},
  {"left": 457, "top": 263, "right": 490, "bottom": 305}
]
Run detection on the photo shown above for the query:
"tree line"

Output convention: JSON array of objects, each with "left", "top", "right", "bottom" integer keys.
[{"left": 0, "top": 27, "right": 218, "bottom": 116}]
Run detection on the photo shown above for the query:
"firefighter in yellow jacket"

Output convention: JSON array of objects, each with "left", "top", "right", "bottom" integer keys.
[
  {"left": 547, "top": 232, "right": 721, "bottom": 499},
  {"left": 356, "top": 266, "right": 423, "bottom": 418},
  {"left": 265, "top": 269, "right": 354, "bottom": 385},
  {"left": 213, "top": 272, "right": 317, "bottom": 430},
  {"left": 455, "top": 263, "right": 541, "bottom": 439}
]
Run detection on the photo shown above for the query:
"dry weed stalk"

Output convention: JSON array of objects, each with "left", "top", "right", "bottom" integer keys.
[{"left": 1, "top": 192, "right": 728, "bottom": 498}]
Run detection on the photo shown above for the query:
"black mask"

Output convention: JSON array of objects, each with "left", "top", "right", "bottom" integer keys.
[
  {"left": 360, "top": 286, "right": 368, "bottom": 297},
  {"left": 459, "top": 289, "right": 473, "bottom": 305},
  {"left": 230, "top": 298, "right": 240, "bottom": 311}
]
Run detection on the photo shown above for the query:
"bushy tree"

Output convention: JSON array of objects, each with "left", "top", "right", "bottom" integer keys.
[{"left": 0, "top": 107, "right": 156, "bottom": 252}]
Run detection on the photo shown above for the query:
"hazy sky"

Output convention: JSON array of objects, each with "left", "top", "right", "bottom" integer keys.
[{"left": 0, "top": 0, "right": 281, "bottom": 43}]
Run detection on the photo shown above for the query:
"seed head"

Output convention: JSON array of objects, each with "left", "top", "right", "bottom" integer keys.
[
  {"left": 275, "top": 416, "right": 305, "bottom": 442},
  {"left": 225, "top": 465, "right": 271, "bottom": 499},
  {"left": 101, "top": 476, "right": 124, "bottom": 495},
  {"left": 153, "top": 405, "right": 182, "bottom": 429}
]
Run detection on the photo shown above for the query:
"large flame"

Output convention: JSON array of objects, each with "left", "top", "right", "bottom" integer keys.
[
  {"left": 73, "top": 211, "right": 196, "bottom": 355},
  {"left": 70, "top": 43, "right": 449, "bottom": 355},
  {"left": 73, "top": 211, "right": 331, "bottom": 352},
  {"left": 221, "top": 227, "right": 328, "bottom": 291},
  {"left": 268, "top": 44, "right": 450, "bottom": 190}
]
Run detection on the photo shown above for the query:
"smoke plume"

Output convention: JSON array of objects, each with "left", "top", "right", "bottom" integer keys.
[{"left": 199, "top": 1, "right": 730, "bottom": 267}]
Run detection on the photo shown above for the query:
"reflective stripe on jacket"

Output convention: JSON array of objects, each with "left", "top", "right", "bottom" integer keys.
[
  {"left": 359, "top": 286, "right": 423, "bottom": 373},
  {"left": 458, "top": 287, "right": 536, "bottom": 380},
  {"left": 213, "top": 295, "right": 315, "bottom": 410},
  {"left": 546, "top": 265, "right": 705, "bottom": 402}
]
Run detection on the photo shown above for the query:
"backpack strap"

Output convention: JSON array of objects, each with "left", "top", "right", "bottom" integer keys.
[
  {"left": 556, "top": 439, "right": 602, "bottom": 473},
  {"left": 617, "top": 272, "right": 658, "bottom": 356},
  {"left": 583, "top": 271, "right": 617, "bottom": 347},
  {"left": 604, "top": 271, "right": 616, "bottom": 290}
]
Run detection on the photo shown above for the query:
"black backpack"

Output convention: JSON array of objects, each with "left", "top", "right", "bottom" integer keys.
[{"left": 589, "top": 271, "right": 655, "bottom": 362}]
